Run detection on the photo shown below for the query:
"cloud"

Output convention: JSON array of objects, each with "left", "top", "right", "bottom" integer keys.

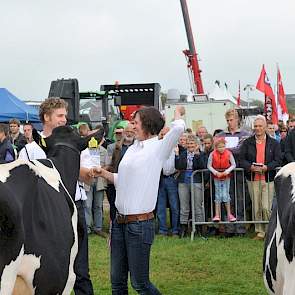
[{"left": 0, "top": 0, "right": 294, "bottom": 101}]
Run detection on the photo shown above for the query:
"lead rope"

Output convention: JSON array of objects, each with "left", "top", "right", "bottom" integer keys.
[{"left": 47, "top": 159, "right": 73, "bottom": 200}]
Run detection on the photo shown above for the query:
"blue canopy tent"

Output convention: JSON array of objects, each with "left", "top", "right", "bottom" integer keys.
[{"left": 0, "top": 88, "right": 40, "bottom": 123}]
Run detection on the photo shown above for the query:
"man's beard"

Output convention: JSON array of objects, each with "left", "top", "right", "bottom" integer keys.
[{"left": 124, "top": 136, "right": 134, "bottom": 143}]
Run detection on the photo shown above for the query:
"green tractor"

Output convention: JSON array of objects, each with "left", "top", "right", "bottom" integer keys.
[
  {"left": 48, "top": 79, "right": 127, "bottom": 142},
  {"left": 48, "top": 79, "right": 161, "bottom": 142},
  {"left": 78, "top": 91, "right": 128, "bottom": 141}
]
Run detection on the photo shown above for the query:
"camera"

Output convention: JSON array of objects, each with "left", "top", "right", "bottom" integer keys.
[{"left": 253, "top": 162, "right": 263, "bottom": 167}]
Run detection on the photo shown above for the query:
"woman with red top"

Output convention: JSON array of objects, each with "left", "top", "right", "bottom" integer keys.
[{"left": 207, "top": 137, "right": 237, "bottom": 222}]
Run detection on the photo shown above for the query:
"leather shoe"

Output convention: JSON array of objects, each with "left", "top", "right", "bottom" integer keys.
[
  {"left": 94, "top": 230, "right": 108, "bottom": 238},
  {"left": 252, "top": 235, "right": 264, "bottom": 241}
]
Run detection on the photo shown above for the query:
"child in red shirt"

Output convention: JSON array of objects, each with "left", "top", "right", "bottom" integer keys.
[{"left": 207, "top": 138, "right": 237, "bottom": 222}]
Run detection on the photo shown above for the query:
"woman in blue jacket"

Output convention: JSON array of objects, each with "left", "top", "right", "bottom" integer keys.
[{"left": 175, "top": 134, "right": 207, "bottom": 238}]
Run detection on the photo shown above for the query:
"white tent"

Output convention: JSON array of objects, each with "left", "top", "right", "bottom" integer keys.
[{"left": 209, "top": 81, "right": 237, "bottom": 105}]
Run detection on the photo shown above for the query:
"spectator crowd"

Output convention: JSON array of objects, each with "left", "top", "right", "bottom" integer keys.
[
  {"left": 1, "top": 110, "right": 294, "bottom": 243},
  {"left": 155, "top": 109, "right": 287, "bottom": 241},
  {"left": 2, "top": 103, "right": 295, "bottom": 294}
]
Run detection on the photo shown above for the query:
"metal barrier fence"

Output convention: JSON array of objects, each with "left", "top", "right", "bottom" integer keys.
[{"left": 190, "top": 167, "right": 279, "bottom": 240}]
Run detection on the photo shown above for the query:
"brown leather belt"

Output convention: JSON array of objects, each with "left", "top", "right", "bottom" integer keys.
[{"left": 116, "top": 212, "right": 154, "bottom": 224}]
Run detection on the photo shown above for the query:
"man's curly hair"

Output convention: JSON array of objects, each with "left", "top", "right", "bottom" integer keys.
[{"left": 39, "top": 97, "right": 68, "bottom": 123}]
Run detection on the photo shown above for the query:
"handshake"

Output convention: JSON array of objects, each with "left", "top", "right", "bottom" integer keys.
[
  {"left": 87, "top": 166, "right": 114, "bottom": 184},
  {"left": 88, "top": 166, "right": 103, "bottom": 178}
]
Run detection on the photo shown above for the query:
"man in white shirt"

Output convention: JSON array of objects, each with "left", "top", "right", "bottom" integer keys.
[
  {"left": 93, "top": 106, "right": 185, "bottom": 294},
  {"left": 18, "top": 140, "right": 46, "bottom": 161},
  {"left": 27, "top": 97, "right": 94, "bottom": 295}
]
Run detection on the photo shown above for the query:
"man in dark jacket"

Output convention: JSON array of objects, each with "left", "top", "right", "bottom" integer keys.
[
  {"left": 0, "top": 123, "right": 15, "bottom": 163},
  {"left": 279, "top": 125, "right": 288, "bottom": 166},
  {"left": 284, "top": 127, "right": 295, "bottom": 163},
  {"left": 240, "top": 115, "right": 281, "bottom": 240},
  {"left": 9, "top": 118, "right": 26, "bottom": 154}
]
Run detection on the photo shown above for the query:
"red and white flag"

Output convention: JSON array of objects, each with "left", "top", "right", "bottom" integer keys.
[
  {"left": 277, "top": 66, "right": 288, "bottom": 123},
  {"left": 237, "top": 80, "right": 241, "bottom": 106},
  {"left": 256, "top": 64, "right": 278, "bottom": 124}
]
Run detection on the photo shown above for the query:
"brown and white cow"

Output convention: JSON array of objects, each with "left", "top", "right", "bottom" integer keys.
[
  {"left": 264, "top": 162, "right": 295, "bottom": 295},
  {"left": 0, "top": 126, "right": 102, "bottom": 295}
]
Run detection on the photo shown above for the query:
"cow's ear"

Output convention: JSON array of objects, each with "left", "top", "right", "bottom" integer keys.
[{"left": 78, "top": 128, "right": 105, "bottom": 151}]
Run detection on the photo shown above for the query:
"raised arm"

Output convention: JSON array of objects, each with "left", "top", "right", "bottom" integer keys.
[{"left": 159, "top": 106, "right": 186, "bottom": 160}]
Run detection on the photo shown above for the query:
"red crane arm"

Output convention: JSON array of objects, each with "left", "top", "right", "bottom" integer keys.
[{"left": 180, "top": 0, "right": 204, "bottom": 94}]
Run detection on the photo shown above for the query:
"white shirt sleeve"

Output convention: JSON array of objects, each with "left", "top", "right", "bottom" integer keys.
[
  {"left": 18, "top": 147, "right": 29, "bottom": 160},
  {"left": 158, "top": 119, "right": 185, "bottom": 160},
  {"left": 113, "top": 173, "right": 118, "bottom": 188},
  {"left": 162, "top": 150, "right": 176, "bottom": 175},
  {"left": 224, "top": 153, "right": 236, "bottom": 174},
  {"left": 18, "top": 142, "right": 46, "bottom": 161}
]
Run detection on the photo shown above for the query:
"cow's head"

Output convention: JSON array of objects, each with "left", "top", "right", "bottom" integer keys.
[
  {"left": 273, "top": 164, "right": 295, "bottom": 262},
  {"left": 43, "top": 126, "right": 104, "bottom": 156}
]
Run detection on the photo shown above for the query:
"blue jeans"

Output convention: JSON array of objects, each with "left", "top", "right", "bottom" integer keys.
[
  {"left": 85, "top": 185, "right": 104, "bottom": 232},
  {"left": 214, "top": 179, "right": 231, "bottom": 203},
  {"left": 111, "top": 219, "right": 161, "bottom": 295},
  {"left": 156, "top": 176, "right": 179, "bottom": 234}
]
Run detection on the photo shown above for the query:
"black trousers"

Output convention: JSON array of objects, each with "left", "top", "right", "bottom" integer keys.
[
  {"left": 107, "top": 184, "right": 117, "bottom": 222},
  {"left": 224, "top": 170, "right": 250, "bottom": 235},
  {"left": 74, "top": 200, "right": 94, "bottom": 295}
]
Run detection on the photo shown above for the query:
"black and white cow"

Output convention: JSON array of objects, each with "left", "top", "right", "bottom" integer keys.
[
  {"left": 0, "top": 126, "right": 102, "bottom": 295},
  {"left": 263, "top": 162, "right": 295, "bottom": 295}
]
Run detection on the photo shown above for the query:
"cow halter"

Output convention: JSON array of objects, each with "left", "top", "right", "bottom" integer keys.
[{"left": 54, "top": 143, "right": 81, "bottom": 154}]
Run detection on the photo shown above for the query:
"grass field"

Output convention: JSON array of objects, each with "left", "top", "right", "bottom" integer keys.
[{"left": 88, "top": 234, "right": 268, "bottom": 295}]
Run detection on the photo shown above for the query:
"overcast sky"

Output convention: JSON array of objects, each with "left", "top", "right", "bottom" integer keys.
[{"left": 1, "top": 0, "right": 294, "bottom": 101}]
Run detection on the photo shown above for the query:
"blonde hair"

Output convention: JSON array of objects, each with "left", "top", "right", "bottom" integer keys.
[
  {"left": 214, "top": 137, "right": 226, "bottom": 148},
  {"left": 225, "top": 109, "right": 239, "bottom": 120},
  {"left": 39, "top": 97, "right": 68, "bottom": 123}
]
